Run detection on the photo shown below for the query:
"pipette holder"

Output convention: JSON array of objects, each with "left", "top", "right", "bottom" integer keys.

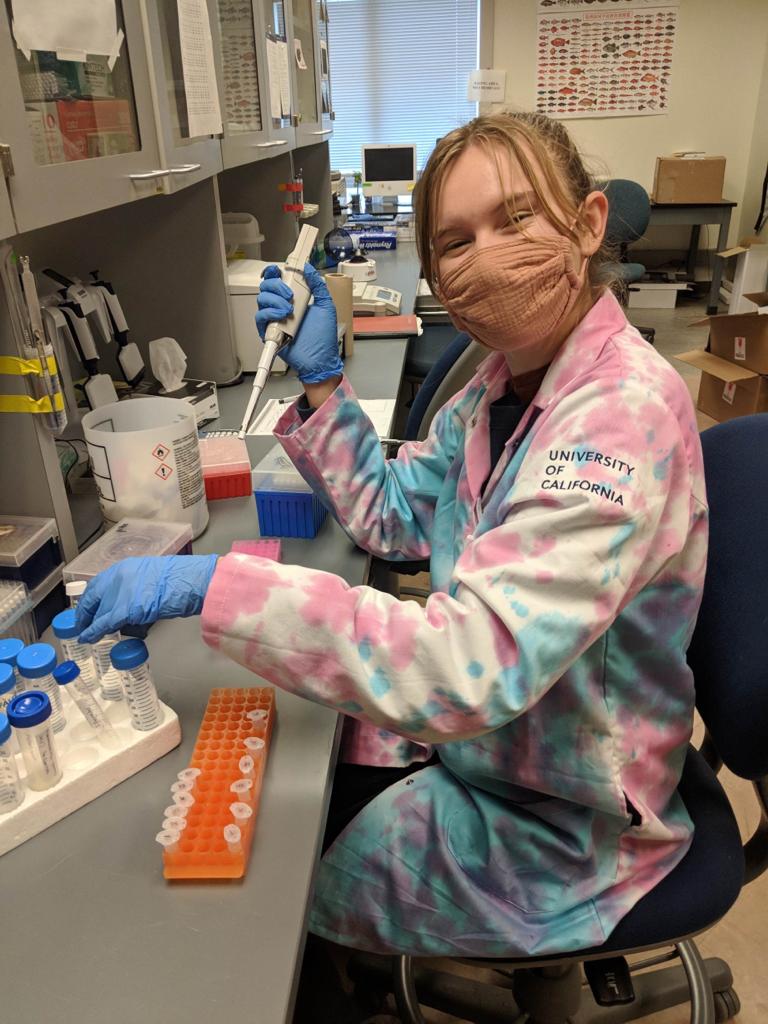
[{"left": 160, "top": 687, "right": 274, "bottom": 880}]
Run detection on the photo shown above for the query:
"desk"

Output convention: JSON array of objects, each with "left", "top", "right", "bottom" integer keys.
[
  {"left": 2, "top": 339, "right": 408, "bottom": 1024},
  {"left": 648, "top": 200, "right": 737, "bottom": 314}
]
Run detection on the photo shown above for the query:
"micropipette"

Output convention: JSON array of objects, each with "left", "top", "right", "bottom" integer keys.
[{"left": 238, "top": 224, "right": 319, "bottom": 439}]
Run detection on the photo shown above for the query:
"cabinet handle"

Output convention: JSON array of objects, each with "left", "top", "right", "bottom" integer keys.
[
  {"left": 311, "top": 129, "right": 333, "bottom": 136},
  {"left": 169, "top": 163, "right": 202, "bottom": 175},
  {"left": 128, "top": 169, "right": 171, "bottom": 181},
  {"left": 253, "top": 140, "right": 288, "bottom": 148}
]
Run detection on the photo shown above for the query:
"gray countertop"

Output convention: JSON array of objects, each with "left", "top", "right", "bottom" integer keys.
[{"left": 2, "top": 339, "right": 409, "bottom": 1024}]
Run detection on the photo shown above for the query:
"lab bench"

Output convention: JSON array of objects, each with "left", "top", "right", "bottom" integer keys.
[{"left": 1, "top": 337, "right": 408, "bottom": 1024}]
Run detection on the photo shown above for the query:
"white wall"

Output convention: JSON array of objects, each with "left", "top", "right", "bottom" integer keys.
[
  {"left": 490, "top": 0, "right": 768, "bottom": 255},
  {"left": 740, "top": 34, "right": 768, "bottom": 241}
]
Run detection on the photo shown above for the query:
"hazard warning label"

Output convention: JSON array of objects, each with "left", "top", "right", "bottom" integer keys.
[
  {"left": 152, "top": 443, "right": 170, "bottom": 461},
  {"left": 155, "top": 463, "right": 173, "bottom": 481}
]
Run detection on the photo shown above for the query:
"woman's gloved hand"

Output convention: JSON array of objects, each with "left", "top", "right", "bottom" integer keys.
[
  {"left": 75, "top": 554, "right": 219, "bottom": 644},
  {"left": 256, "top": 263, "right": 343, "bottom": 384}
]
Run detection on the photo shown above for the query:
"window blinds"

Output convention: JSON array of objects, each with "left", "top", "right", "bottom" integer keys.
[{"left": 327, "top": 0, "right": 479, "bottom": 173}]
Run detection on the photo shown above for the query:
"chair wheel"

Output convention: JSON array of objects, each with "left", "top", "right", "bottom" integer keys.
[{"left": 713, "top": 988, "right": 741, "bottom": 1021}]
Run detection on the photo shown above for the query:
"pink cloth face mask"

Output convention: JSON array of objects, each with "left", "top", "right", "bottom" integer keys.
[{"left": 436, "top": 234, "right": 584, "bottom": 351}]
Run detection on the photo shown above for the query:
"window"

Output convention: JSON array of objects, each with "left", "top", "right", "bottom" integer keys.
[{"left": 327, "top": 0, "right": 479, "bottom": 174}]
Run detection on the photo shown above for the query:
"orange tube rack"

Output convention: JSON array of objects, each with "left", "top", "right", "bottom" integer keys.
[{"left": 160, "top": 687, "right": 275, "bottom": 880}]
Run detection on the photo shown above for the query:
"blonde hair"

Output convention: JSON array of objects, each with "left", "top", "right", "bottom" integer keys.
[{"left": 414, "top": 111, "right": 618, "bottom": 293}]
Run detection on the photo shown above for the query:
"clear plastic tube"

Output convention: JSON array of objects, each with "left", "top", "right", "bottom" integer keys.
[
  {"left": 223, "top": 824, "right": 242, "bottom": 854},
  {"left": 59, "top": 637, "right": 99, "bottom": 692},
  {"left": 0, "top": 736, "right": 24, "bottom": 812},
  {"left": 155, "top": 830, "right": 179, "bottom": 853},
  {"left": 19, "top": 670, "right": 65, "bottom": 733},
  {"left": 15, "top": 718, "right": 61, "bottom": 791},
  {"left": 119, "top": 661, "right": 162, "bottom": 732},
  {"left": 92, "top": 633, "right": 124, "bottom": 701},
  {"left": 66, "top": 676, "right": 120, "bottom": 746}
]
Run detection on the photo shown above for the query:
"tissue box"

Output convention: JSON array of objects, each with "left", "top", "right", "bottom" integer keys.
[{"left": 123, "top": 378, "right": 219, "bottom": 426}]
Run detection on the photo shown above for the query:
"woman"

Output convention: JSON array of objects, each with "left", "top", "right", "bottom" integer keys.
[{"left": 77, "top": 112, "right": 707, "bottom": 960}]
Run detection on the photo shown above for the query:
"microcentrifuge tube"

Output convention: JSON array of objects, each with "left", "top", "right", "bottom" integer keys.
[
  {"left": 172, "top": 791, "right": 195, "bottom": 811},
  {"left": 223, "top": 824, "right": 242, "bottom": 854},
  {"left": 244, "top": 736, "right": 265, "bottom": 755},
  {"left": 162, "top": 815, "right": 188, "bottom": 832},
  {"left": 230, "top": 779, "right": 254, "bottom": 801},
  {"left": 238, "top": 754, "right": 255, "bottom": 777},
  {"left": 171, "top": 779, "right": 193, "bottom": 797},
  {"left": 155, "top": 830, "right": 179, "bottom": 853},
  {"left": 229, "top": 801, "right": 253, "bottom": 824},
  {"left": 164, "top": 804, "right": 187, "bottom": 820},
  {"left": 177, "top": 767, "right": 201, "bottom": 785},
  {"left": 246, "top": 709, "right": 268, "bottom": 724}
]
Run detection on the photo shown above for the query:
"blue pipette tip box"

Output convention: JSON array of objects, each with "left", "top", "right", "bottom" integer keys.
[{"left": 251, "top": 445, "right": 327, "bottom": 539}]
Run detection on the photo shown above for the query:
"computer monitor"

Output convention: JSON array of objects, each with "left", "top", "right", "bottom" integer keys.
[{"left": 361, "top": 144, "right": 417, "bottom": 198}]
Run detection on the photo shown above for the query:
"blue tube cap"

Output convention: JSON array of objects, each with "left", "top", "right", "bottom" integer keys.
[
  {"left": 53, "top": 660, "right": 80, "bottom": 686},
  {"left": 0, "top": 638, "right": 24, "bottom": 667},
  {"left": 0, "top": 712, "right": 10, "bottom": 745},
  {"left": 0, "top": 663, "right": 14, "bottom": 695},
  {"left": 52, "top": 609, "right": 79, "bottom": 639},
  {"left": 16, "top": 643, "right": 57, "bottom": 680},
  {"left": 110, "top": 638, "right": 149, "bottom": 671},
  {"left": 7, "top": 690, "right": 52, "bottom": 728}
]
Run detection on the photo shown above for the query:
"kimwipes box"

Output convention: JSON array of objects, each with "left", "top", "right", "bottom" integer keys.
[
  {"left": 676, "top": 350, "right": 768, "bottom": 423},
  {"left": 652, "top": 155, "right": 726, "bottom": 204}
]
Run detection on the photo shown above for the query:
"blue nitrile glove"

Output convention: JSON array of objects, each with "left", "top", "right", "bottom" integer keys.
[
  {"left": 255, "top": 262, "right": 344, "bottom": 384},
  {"left": 75, "top": 555, "right": 219, "bottom": 644}
]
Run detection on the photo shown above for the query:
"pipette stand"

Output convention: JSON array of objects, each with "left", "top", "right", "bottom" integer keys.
[
  {"left": 160, "top": 687, "right": 275, "bottom": 880},
  {"left": 0, "top": 694, "right": 180, "bottom": 856}
]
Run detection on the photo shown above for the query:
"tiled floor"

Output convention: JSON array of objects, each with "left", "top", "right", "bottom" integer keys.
[{"left": 396, "top": 302, "right": 766, "bottom": 1022}]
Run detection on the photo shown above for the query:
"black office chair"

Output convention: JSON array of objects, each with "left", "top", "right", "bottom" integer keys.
[
  {"left": 602, "top": 179, "right": 656, "bottom": 346},
  {"left": 353, "top": 414, "right": 768, "bottom": 1023}
]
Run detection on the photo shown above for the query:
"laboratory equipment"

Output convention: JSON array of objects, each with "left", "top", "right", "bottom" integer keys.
[
  {"left": 361, "top": 143, "right": 417, "bottom": 198},
  {"left": 230, "top": 539, "right": 282, "bottom": 560},
  {"left": 238, "top": 224, "right": 320, "bottom": 439},
  {"left": 0, "top": 664, "right": 16, "bottom": 714},
  {"left": 17, "top": 254, "right": 68, "bottom": 434},
  {"left": 92, "top": 634, "right": 124, "bottom": 702},
  {"left": 51, "top": 610, "right": 98, "bottom": 691},
  {"left": 65, "top": 580, "right": 86, "bottom": 606},
  {"left": 110, "top": 639, "right": 163, "bottom": 732},
  {"left": 53, "top": 661, "right": 119, "bottom": 746},
  {"left": 252, "top": 443, "right": 327, "bottom": 538},
  {"left": 62, "top": 518, "right": 193, "bottom": 584},
  {"left": 227, "top": 259, "right": 290, "bottom": 375},
  {"left": 159, "top": 686, "right": 274, "bottom": 880},
  {"left": 7, "top": 690, "right": 62, "bottom": 791},
  {"left": 0, "top": 581, "right": 35, "bottom": 645},
  {"left": 339, "top": 251, "right": 377, "bottom": 282},
  {"left": 323, "top": 227, "right": 355, "bottom": 266},
  {"left": 81, "top": 397, "right": 209, "bottom": 539},
  {"left": 0, "top": 515, "right": 62, "bottom": 589},
  {"left": 352, "top": 283, "right": 403, "bottom": 316},
  {"left": 0, "top": 638, "right": 25, "bottom": 687},
  {"left": 238, "top": 754, "right": 255, "bottom": 777},
  {"left": 222, "top": 213, "right": 265, "bottom": 261},
  {"left": 0, "top": 712, "right": 24, "bottom": 813},
  {"left": 17, "top": 643, "right": 65, "bottom": 733},
  {"left": 199, "top": 436, "right": 252, "bottom": 499},
  {"left": 223, "top": 824, "right": 242, "bottom": 854},
  {"left": 155, "top": 830, "right": 180, "bottom": 854}
]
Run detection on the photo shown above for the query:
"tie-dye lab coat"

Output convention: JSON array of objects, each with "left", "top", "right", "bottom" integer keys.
[{"left": 201, "top": 290, "right": 707, "bottom": 956}]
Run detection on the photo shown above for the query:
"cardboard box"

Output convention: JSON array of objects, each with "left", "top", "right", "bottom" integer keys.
[
  {"left": 652, "top": 156, "right": 726, "bottom": 204},
  {"left": 56, "top": 99, "right": 135, "bottom": 161},
  {"left": 676, "top": 349, "right": 768, "bottom": 422},
  {"left": 690, "top": 308, "right": 768, "bottom": 374}
]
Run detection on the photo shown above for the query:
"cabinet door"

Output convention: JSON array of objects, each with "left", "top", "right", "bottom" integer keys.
[
  {"left": 289, "top": 0, "right": 327, "bottom": 147},
  {"left": 316, "top": 0, "right": 334, "bottom": 134},
  {"left": 0, "top": 1, "right": 165, "bottom": 233},
  {"left": 213, "top": 0, "right": 293, "bottom": 169},
  {"left": 142, "top": 0, "right": 224, "bottom": 193}
]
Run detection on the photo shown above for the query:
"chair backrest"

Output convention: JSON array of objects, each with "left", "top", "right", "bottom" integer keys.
[
  {"left": 687, "top": 415, "right": 768, "bottom": 781},
  {"left": 405, "top": 332, "right": 486, "bottom": 441},
  {"left": 603, "top": 179, "right": 651, "bottom": 245}
]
